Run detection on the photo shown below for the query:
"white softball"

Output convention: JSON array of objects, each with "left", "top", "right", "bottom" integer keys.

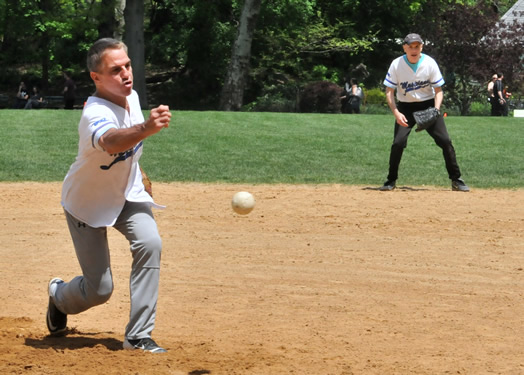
[{"left": 231, "top": 191, "right": 255, "bottom": 215}]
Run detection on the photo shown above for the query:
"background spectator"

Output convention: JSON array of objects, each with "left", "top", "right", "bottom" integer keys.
[
  {"left": 24, "top": 86, "right": 45, "bottom": 109},
  {"left": 63, "top": 71, "right": 76, "bottom": 109},
  {"left": 14, "top": 81, "right": 29, "bottom": 109}
]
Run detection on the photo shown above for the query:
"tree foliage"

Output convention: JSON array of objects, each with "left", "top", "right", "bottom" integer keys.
[
  {"left": 0, "top": 0, "right": 522, "bottom": 114},
  {"left": 414, "top": 0, "right": 524, "bottom": 114},
  {"left": 220, "top": 0, "right": 262, "bottom": 111},
  {"left": 299, "top": 81, "right": 343, "bottom": 113}
]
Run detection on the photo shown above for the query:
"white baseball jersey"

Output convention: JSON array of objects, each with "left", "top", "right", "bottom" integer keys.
[
  {"left": 383, "top": 53, "right": 445, "bottom": 103},
  {"left": 61, "top": 90, "right": 163, "bottom": 228}
]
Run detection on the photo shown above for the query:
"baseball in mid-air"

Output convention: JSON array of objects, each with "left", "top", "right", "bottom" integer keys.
[{"left": 231, "top": 191, "right": 255, "bottom": 215}]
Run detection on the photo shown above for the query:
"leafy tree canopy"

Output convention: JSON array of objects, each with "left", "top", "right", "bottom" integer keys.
[{"left": 0, "top": 0, "right": 521, "bottom": 113}]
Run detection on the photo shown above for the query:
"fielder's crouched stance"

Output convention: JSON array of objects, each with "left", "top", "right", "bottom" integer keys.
[
  {"left": 379, "top": 33, "right": 469, "bottom": 192},
  {"left": 46, "top": 38, "right": 171, "bottom": 353}
]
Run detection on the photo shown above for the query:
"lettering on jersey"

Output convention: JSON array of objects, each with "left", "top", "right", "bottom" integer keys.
[
  {"left": 399, "top": 80, "right": 430, "bottom": 96},
  {"left": 92, "top": 118, "right": 108, "bottom": 127},
  {"left": 100, "top": 141, "right": 143, "bottom": 170}
]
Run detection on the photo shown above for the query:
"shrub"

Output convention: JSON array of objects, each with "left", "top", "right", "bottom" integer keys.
[
  {"left": 244, "top": 84, "right": 299, "bottom": 112},
  {"left": 365, "top": 87, "right": 387, "bottom": 106},
  {"left": 468, "top": 100, "right": 491, "bottom": 116},
  {"left": 299, "top": 81, "right": 343, "bottom": 113},
  {"left": 362, "top": 103, "right": 392, "bottom": 115},
  {"left": 243, "top": 92, "right": 297, "bottom": 112}
]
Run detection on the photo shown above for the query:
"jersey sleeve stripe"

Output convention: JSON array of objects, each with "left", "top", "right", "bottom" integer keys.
[
  {"left": 91, "top": 119, "right": 117, "bottom": 150},
  {"left": 432, "top": 77, "right": 445, "bottom": 86},
  {"left": 384, "top": 77, "right": 397, "bottom": 88}
]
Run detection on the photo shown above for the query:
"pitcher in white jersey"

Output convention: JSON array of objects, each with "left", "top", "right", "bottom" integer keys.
[
  {"left": 46, "top": 38, "right": 171, "bottom": 353},
  {"left": 380, "top": 33, "right": 469, "bottom": 192}
]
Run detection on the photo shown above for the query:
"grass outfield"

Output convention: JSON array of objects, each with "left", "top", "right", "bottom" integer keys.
[{"left": 0, "top": 109, "right": 523, "bottom": 188}]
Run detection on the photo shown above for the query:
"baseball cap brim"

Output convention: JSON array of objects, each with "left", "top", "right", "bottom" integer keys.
[{"left": 404, "top": 33, "right": 423, "bottom": 44}]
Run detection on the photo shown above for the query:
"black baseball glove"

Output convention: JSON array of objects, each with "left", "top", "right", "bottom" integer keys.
[{"left": 413, "top": 107, "right": 440, "bottom": 132}]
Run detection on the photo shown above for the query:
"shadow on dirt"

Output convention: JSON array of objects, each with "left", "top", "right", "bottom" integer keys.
[{"left": 25, "top": 329, "right": 122, "bottom": 351}]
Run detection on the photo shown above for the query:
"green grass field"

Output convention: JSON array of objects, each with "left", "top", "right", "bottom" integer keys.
[{"left": 1, "top": 109, "right": 523, "bottom": 188}]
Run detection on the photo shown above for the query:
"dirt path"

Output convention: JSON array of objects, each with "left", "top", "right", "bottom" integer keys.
[{"left": 1, "top": 182, "right": 524, "bottom": 374}]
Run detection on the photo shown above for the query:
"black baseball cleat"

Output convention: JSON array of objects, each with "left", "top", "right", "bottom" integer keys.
[
  {"left": 451, "top": 179, "right": 470, "bottom": 192},
  {"left": 123, "top": 338, "right": 167, "bottom": 353},
  {"left": 379, "top": 180, "right": 396, "bottom": 191},
  {"left": 47, "top": 278, "right": 67, "bottom": 336}
]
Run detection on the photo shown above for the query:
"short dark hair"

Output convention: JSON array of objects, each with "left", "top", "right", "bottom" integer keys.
[{"left": 87, "top": 38, "right": 128, "bottom": 73}]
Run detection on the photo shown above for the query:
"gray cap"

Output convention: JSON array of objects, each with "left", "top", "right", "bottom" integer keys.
[{"left": 404, "top": 33, "right": 423, "bottom": 45}]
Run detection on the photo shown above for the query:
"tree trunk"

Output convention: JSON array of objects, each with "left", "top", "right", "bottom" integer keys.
[
  {"left": 219, "top": 0, "right": 262, "bottom": 111},
  {"left": 39, "top": 0, "right": 52, "bottom": 90},
  {"left": 40, "top": 32, "right": 50, "bottom": 91},
  {"left": 124, "top": 0, "right": 148, "bottom": 108},
  {"left": 114, "top": 0, "right": 126, "bottom": 40}
]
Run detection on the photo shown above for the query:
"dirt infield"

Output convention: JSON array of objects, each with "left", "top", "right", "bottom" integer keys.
[{"left": 1, "top": 182, "right": 524, "bottom": 375}]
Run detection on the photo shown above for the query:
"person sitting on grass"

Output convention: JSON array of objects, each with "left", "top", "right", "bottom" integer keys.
[{"left": 24, "top": 86, "right": 45, "bottom": 109}]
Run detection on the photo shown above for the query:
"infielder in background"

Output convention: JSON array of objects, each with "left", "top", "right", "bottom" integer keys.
[
  {"left": 46, "top": 38, "right": 171, "bottom": 353},
  {"left": 380, "top": 33, "right": 469, "bottom": 192}
]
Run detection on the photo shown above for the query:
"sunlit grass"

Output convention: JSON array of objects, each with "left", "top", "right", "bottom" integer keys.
[{"left": 1, "top": 109, "right": 523, "bottom": 188}]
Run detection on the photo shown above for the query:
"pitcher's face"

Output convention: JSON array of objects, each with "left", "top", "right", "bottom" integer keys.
[{"left": 90, "top": 48, "right": 133, "bottom": 105}]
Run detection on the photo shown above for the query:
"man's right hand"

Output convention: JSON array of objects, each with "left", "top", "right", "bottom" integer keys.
[
  {"left": 99, "top": 105, "right": 172, "bottom": 155},
  {"left": 386, "top": 87, "right": 408, "bottom": 127},
  {"left": 145, "top": 105, "right": 171, "bottom": 134},
  {"left": 394, "top": 109, "right": 409, "bottom": 127}
]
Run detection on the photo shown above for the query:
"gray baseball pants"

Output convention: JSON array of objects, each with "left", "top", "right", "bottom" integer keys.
[{"left": 54, "top": 201, "right": 162, "bottom": 340}]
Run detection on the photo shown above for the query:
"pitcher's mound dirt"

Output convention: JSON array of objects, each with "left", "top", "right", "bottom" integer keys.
[{"left": 1, "top": 182, "right": 524, "bottom": 374}]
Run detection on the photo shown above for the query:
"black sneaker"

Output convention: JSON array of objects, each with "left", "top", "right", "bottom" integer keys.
[
  {"left": 123, "top": 338, "right": 167, "bottom": 353},
  {"left": 452, "top": 179, "right": 470, "bottom": 192},
  {"left": 379, "top": 180, "right": 396, "bottom": 191},
  {"left": 47, "top": 278, "right": 67, "bottom": 336}
]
